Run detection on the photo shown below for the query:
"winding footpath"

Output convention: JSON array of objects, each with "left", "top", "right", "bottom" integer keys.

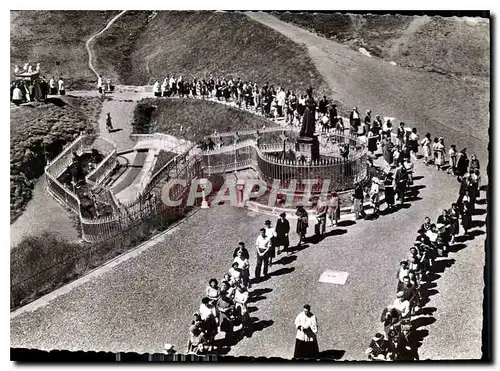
[{"left": 85, "top": 10, "right": 127, "bottom": 79}]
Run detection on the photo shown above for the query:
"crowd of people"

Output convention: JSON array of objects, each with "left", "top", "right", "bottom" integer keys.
[
  {"left": 365, "top": 160, "right": 482, "bottom": 361},
  {"left": 185, "top": 212, "right": 322, "bottom": 359},
  {"left": 11, "top": 74, "right": 66, "bottom": 105}
]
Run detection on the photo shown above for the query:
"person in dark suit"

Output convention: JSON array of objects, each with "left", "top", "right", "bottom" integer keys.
[
  {"left": 233, "top": 241, "right": 249, "bottom": 260},
  {"left": 275, "top": 212, "right": 290, "bottom": 255}
]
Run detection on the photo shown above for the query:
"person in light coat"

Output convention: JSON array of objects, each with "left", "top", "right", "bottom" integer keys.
[{"left": 293, "top": 304, "right": 319, "bottom": 359}]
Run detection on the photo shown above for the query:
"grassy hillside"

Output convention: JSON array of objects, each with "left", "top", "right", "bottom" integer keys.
[
  {"left": 10, "top": 96, "right": 102, "bottom": 223},
  {"left": 10, "top": 10, "right": 117, "bottom": 89},
  {"left": 93, "top": 11, "right": 328, "bottom": 95},
  {"left": 275, "top": 12, "right": 490, "bottom": 78},
  {"left": 133, "top": 98, "right": 277, "bottom": 141}
]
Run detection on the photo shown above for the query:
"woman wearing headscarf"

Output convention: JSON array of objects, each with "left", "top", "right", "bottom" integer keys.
[{"left": 293, "top": 304, "right": 319, "bottom": 359}]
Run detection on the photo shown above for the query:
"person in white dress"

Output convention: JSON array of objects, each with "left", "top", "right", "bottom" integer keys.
[
  {"left": 97, "top": 75, "right": 103, "bottom": 94},
  {"left": 49, "top": 77, "right": 57, "bottom": 95},
  {"left": 434, "top": 137, "right": 446, "bottom": 170},
  {"left": 420, "top": 133, "right": 432, "bottom": 165},
  {"left": 293, "top": 304, "right": 319, "bottom": 359},
  {"left": 161, "top": 78, "right": 168, "bottom": 97}
]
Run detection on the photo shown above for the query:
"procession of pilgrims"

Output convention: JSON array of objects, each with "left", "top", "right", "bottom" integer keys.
[{"left": 11, "top": 63, "right": 67, "bottom": 105}]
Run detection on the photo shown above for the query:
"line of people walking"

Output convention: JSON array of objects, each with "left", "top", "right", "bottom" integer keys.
[{"left": 366, "top": 160, "right": 482, "bottom": 361}]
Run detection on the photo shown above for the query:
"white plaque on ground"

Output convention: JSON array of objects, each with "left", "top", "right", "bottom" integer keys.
[{"left": 319, "top": 270, "right": 349, "bottom": 285}]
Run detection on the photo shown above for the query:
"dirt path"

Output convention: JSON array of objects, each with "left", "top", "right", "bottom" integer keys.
[
  {"left": 246, "top": 13, "right": 490, "bottom": 180},
  {"left": 388, "top": 16, "right": 431, "bottom": 58},
  {"left": 85, "top": 10, "right": 127, "bottom": 79}
]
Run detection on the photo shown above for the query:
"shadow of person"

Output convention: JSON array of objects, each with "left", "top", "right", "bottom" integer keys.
[
  {"left": 432, "top": 258, "right": 456, "bottom": 273},
  {"left": 448, "top": 243, "right": 467, "bottom": 253},
  {"left": 317, "top": 349, "right": 346, "bottom": 360},
  {"left": 472, "top": 208, "right": 487, "bottom": 216},
  {"left": 411, "top": 316, "right": 436, "bottom": 329},
  {"left": 274, "top": 255, "right": 298, "bottom": 266},
  {"left": 476, "top": 198, "right": 487, "bottom": 205},
  {"left": 337, "top": 220, "right": 356, "bottom": 227},
  {"left": 286, "top": 243, "right": 310, "bottom": 255},
  {"left": 414, "top": 306, "right": 437, "bottom": 317},
  {"left": 308, "top": 229, "right": 348, "bottom": 244},
  {"left": 269, "top": 267, "right": 295, "bottom": 277},
  {"left": 243, "top": 318, "right": 274, "bottom": 339},
  {"left": 108, "top": 128, "right": 123, "bottom": 133}
]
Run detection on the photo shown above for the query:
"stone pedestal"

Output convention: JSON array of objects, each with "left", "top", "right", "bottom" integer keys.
[{"left": 295, "top": 136, "right": 320, "bottom": 162}]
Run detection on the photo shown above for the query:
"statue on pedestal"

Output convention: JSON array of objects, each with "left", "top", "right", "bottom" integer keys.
[{"left": 299, "top": 87, "right": 317, "bottom": 138}]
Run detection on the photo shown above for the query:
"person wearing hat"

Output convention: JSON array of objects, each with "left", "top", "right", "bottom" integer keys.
[
  {"left": 275, "top": 212, "right": 290, "bottom": 255},
  {"left": 254, "top": 228, "right": 271, "bottom": 281},
  {"left": 295, "top": 205, "right": 309, "bottom": 246},
  {"left": 264, "top": 220, "right": 277, "bottom": 266},
  {"left": 293, "top": 304, "right": 319, "bottom": 359},
  {"left": 365, "top": 333, "right": 393, "bottom": 361}
]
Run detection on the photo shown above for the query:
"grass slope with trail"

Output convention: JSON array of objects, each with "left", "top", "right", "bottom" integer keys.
[
  {"left": 275, "top": 12, "right": 489, "bottom": 78},
  {"left": 10, "top": 10, "right": 118, "bottom": 89},
  {"left": 10, "top": 96, "right": 102, "bottom": 223},
  {"left": 93, "top": 11, "right": 329, "bottom": 96}
]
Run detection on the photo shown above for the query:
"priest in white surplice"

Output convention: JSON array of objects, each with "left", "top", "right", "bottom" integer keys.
[{"left": 293, "top": 304, "right": 319, "bottom": 359}]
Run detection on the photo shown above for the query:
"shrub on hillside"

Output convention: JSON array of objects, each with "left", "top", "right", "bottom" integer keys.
[{"left": 10, "top": 96, "right": 102, "bottom": 223}]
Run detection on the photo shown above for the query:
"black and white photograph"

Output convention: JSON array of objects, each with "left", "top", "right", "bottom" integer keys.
[{"left": 8, "top": 9, "right": 491, "bottom": 362}]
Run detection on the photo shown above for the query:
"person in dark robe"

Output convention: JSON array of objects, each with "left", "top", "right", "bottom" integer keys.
[
  {"left": 293, "top": 305, "right": 319, "bottom": 359},
  {"left": 395, "top": 165, "right": 407, "bottom": 205},
  {"left": 106, "top": 113, "right": 114, "bottom": 131},
  {"left": 318, "top": 96, "right": 328, "bottom": 116},
  {"left": 275, "top": 212, "right": 290, "bottom": 255},
  {"left": 349, "top": 107, "right": 361, "bottom": 131},
  {"left": 295, "top": 205, "right": 309, "bottom": 246},
  {"left": 299, "top": 88, "right": 316, "bottom": 138},
  {"left": 457, "top": 175, "right": 470, "bottom": 205},
  {"left": 455, "top": 148, "right": 469, "bottom": 179},
  {"left": 448, "top": 203, "right": 461, "bottom": 243},
  {"left": 397, "top": 122, "right": 406, "bottom": 150},
  {"left": 461, "top": 201, "right": 472, "bottom": 235}
]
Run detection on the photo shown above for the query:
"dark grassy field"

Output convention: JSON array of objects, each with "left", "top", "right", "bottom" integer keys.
[
  {"left": 133, "top": 98, "right": 278, "bottom": 141},
  {"left": 10, "top": 10, "right": 118, "bottom": 89},
  {"left": 10, "top": 96, "right": 102, "bottom": 223},
  {"left": 275, "top": 12, "right": 489, "bottom": 78},
  {"left": 93, "top": 11, "right": 329, "bottom": 95}
]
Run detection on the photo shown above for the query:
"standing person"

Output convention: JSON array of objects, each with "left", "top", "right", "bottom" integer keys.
[
  {"left": 395, "top": 164, "right": 407, "bottom": 205},
  {"left": 233, "top": 248, "right": 251, "bottom": 289},
  {"left": 295, "top": 205, "right": 309, "bottom": 246},
  {"left": 277, "top": 87, "right": 286, "bottom": 118},
  {"left": 233, "top": 241, "right": 249, "bottom": 260},
  {"left": 58, "top": 76, "right": 65, "bottom": 95},
  {"left": 199, "top": 297, "right": 218, "bottom": 349},
  {"left": 403, "top": 157, "right": 414, "bottom": 186},
  {"left": 319, "top": 96, "right": 328, "bottom": 117},
  {"left": 49, "top": 76, "right": 57, "bottom": 95},
  {"left": 384, "top": 172, "right": 396, "bottom": 211},
  {"left": 97, "top": 74, "right": 103, "bottom": 94},
  {"left": 461, "top": 201, "right": 472, "bottom": 236},
  {"left": 349, "top": 107, "right": 361, "bottom": 133},
  {"left": 363, "top": 110, "right": 372, "bottom": 136},
  {"left": 233, "top": 284, "right": 250, "bottom": 334},
  {"left": 329, "top": 104, "right": 338, "bottom": 130},
  {"left": 328, "top": 192, "right": 340, "bottom": 227},
  {"left": 205, "top": 279, "right": 221, "bottom": 305},
  {"left": 420, "top": 133, "right": 432, "bottom": 165},
  {"left": 216, "top": 290, "right": 235, "bottom": 342},
  {"left": 293, "top": 304, "right": 319, "bottom": 359},
  {"left": 434, "top": 138, "right": 445, "bottom": 171},
  {"left": 381, "top": 134, "right": 395, "bottom": 169},
  {"left": 254, "top": 228, "right": 270, "bottom": 282},
  {"left": 448, "top": 145, "right": 458, "bottom": 175},
  {"left": 264, "top": 220, "right": 277, "bottom": 266},
  {"left": 153, "top": 80, "right": 161, "bottom": 97},
  {"left": 105, "top": 113, "right": 114, "bottom": 132},
  {"left": 397, "top": 122, "right": 406, "bottom": 150},
  {"left": 161, "top": 77, "right": 169, "bottom": 97},
  {"left": 315, "top": 198, "right": 328, "bottom": 236},
  {"left": 408, "top": 128, "right": 419, "bottom": 160},
  {"left": 448, "top": 203, "right": 461, "bottom": 243},
  {"left": 275, "top": 212, "right": 290, "bottom": 256},
  {"left": 352, "top": 183, "right": 366, "bottom": 220},
  {"left": 369, "top": 177, "right": 381, "bottom": 217},
  {"left": 455, "top": 148, "right": 469, "bottom": 179},
  {"left": 432, "top": 138, "right": 439, "bottom": 167},
  {"left": 469, "top": 154, "right": 480, "bottom": 174},
  {"left": 457, "top": 174, "right": 470, "bottom": 205},
  {"left": 12, "top": 84, "right": 23, "bottom": 106}
]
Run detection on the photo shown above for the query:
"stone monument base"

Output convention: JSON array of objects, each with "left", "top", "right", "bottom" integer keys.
[{"left": 295, "top": 136, "right": 320, "bottom": 162}]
